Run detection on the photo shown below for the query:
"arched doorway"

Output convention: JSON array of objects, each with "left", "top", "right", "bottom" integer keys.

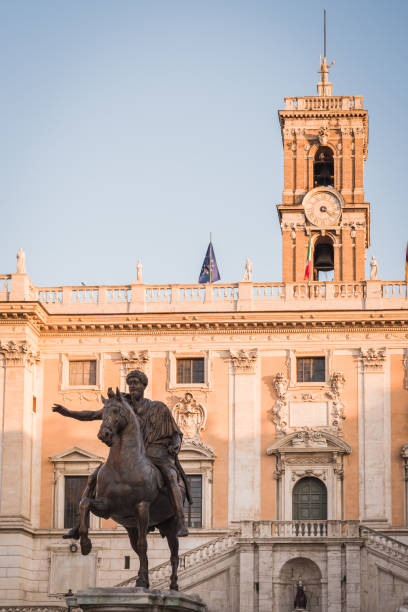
[
  {"left": 279, "top": 557, "right": 323, "bottom": 612},
  {"left": 293, "top": 477, "right": 327, "bottom": 520}
]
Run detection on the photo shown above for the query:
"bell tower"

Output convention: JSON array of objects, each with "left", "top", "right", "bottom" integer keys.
[{"left": 277, "top": 56, "right": 370, "bottom": 282}]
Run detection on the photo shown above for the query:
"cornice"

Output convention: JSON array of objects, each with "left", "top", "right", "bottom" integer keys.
[{"left": 1, "top": 305, "right": 407, "bottom": 337}]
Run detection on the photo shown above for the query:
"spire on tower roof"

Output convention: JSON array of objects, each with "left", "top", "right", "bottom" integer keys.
[{"left": 317, "top": 9, "right": 334, "bottom": 96}]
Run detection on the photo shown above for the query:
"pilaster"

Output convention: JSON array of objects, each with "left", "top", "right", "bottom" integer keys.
[
  {"left": 228, "top": 351, "right": 260, "bottom": 522},
  {"left": 358, "top": 348, "right": 391, "bottom": 524},
  {"left": 326, "top": 544, "right": 342, "bottom": 612},
  {"left": 0, "top": 341, "right": 39, "bottom": 524}
]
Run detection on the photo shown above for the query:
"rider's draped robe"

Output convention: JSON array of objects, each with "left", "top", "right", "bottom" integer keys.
[{"left": 124, "top": 395, "right": 192, "bottom": 504}]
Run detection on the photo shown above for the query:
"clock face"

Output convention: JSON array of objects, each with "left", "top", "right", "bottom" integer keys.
[{"left": 302, "top": 189, "right": 342, "bottom": 227}]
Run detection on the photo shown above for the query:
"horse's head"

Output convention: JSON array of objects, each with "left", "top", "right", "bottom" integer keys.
[{"left": 97, "top": 388, "right": 134, "bottom": 447}]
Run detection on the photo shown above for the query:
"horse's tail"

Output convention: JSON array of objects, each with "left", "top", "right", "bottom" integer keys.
[{"left": 175, "top": 456, "right": 192, "bottom": 505}]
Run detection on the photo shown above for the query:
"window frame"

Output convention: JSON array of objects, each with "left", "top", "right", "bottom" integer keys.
[
  {"left": 296, "top": 356, "right": 326, "bottom": 384},
  {"left": 49, "top": 447, "right": 104, "bottom": 529},
  {"left": 288, "top": 350, "right": 330, "bottom": 387},
  {"left": 60, "top": 353, "right": 103, "bottom": 390},
  {"left": 178, "top": 440, "right": 215, "bottom": 529},
  {"left": 176, "top": 357, "right": 205, "bottom": 385},
  {"left": 167, "top": 351, "right": 211, "bottom": 390},
  {"left": 183, "top": 474, "right": 203, "bottom": 528}
]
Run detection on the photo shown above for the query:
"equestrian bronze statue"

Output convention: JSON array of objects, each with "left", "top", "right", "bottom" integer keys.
[{"left": 52, "top": 370, "right": 191, "bottom": 590}]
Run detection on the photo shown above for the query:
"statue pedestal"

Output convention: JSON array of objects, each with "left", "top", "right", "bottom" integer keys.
[{"left": 67, "top": 587, "right": 207, "bottom": 612}]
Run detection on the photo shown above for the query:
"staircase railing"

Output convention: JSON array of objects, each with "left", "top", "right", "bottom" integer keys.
[
  {"left": 116, "top": 530, "right": 240, "bottom": 589},
  {"left": 360, "top": 525, "right": 408, "bottom": 566}
]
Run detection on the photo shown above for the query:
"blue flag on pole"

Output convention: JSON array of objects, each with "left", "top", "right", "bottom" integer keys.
[{"left": 198, "top": 242, "right": 221, "bottom": 284}]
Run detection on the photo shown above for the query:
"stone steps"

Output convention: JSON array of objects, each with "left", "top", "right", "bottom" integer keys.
[{"left": 116, "top": 530, "right": 240, "bottom": 590}]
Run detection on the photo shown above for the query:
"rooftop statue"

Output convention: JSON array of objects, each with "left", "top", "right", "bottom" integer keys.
[
  {"left": 52, "top": 370, "right": 191, "bottom": 590},
  {"left": 370, "top": 255, "right": 378, "bottom": 280},
  {"left": 242, "top": 257, "right": 253, "bottom": 281},
  {"left": 16, "top": 247, "right": 26, "bottom": 274}
]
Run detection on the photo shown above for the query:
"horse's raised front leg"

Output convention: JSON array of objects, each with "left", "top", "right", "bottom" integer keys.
[
  {"left": 127, "top": 501, "right": 150, "bottom": 588},
  {"left": 79, "top": 496, "right": 111, "bottom": 556}
]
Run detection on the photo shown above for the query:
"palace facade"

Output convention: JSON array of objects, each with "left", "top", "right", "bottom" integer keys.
[{"left": 0, "top": 58, "right": 408, "bottom": 612}]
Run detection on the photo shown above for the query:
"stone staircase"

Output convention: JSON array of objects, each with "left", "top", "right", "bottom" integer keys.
[
  {"left": 116, "top": 530, "right": 240, "bottom": 590},
  {"left": 360, "top": 525, "right": 408, "bottom": 569}
]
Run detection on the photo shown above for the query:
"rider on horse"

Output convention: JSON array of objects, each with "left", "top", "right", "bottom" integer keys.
[{"left": 53, "top": 369, "right": 190, "bottom": 538}]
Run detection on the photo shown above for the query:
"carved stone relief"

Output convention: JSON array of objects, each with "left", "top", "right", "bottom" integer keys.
[
  {"left": 270, "top": 370, "right": 346, "bottom": 436},
  {"left": 318, "top": 126, "right": 329, "bottom": 145},
  {"left": 172, "top": 392, "right": 206, "bottom": 442},
  {"left": 61, "top": 390, "right": 101, "bottom": 403},
  {"left": 120, "top": 350, "right": 149, "bottom": 373},
  {"left": 291, "top": 469, "right": 326, "bottom": 482},
  {"left": 0, "top": 340, "right": 39, "bottom": 367},
  {"left": 229, "top": 349, "right": 257, "bottom": 374},
  {"left": 271, "top": 372, "right": 289, "bottom": 434},
  {"left": 360, "top": 348, "right": 386, "bottom": 371},
  {"left": 291, "top": 429, "right": 328, "bottom": 447}
]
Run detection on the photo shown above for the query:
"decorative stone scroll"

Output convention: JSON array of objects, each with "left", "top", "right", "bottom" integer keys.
[
  {"left": 0, "top": 340, "right": 39, "bottom": 367},
  {"left": 404, "top": 352, "right": 408, "bottom": 390},
  {"left": 360, "top": 348, "right": 386, "bottom": 371},
  {"left": 271, "top": 372, "right": 289, "bottom": 435},
  {"left": 291, "top": 429, "right": 328, "bottom": 447},
  {"left": 120, "top": 350, "right": 149, "bottom": 373},
  {"left": 326, "top": 371, "right": 346, "bottom": 432},
  {"left": 172, "top": 392, "right": 206, "bottom": 442},
  {"left": 229, "top": 349, "right": 257, "bottom": 374}
]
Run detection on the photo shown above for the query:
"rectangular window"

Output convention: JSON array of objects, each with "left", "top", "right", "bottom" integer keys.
[
  {"left": 69, "top": 360, "right": 97, "bottom": 386},
  {"left": 176, "top": 358, "right": 205, "bottom": 384},
  {"left": 183, "top": 475, "right": 202, "bottom": 528},
  {"left": 296, "top": 357, "right": 325, "bottom": 383},
  {"left": 64, "top": 475, "right": 88, "bottom": 529}
]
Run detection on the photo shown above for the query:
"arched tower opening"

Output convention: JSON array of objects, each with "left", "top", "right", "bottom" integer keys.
[
  {"left": 313, "top": 146, "right": 334, "bottom": 187},
  {"left": 313, "top": 235, "right": 334, "bottom": 281}
]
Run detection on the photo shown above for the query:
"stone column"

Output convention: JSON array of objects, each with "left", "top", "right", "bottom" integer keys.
[
  {"left": 327, "top": 544, "right": 342, "bottom": 612},
  {"left": 358, "top": 348, "right": 391, "bottom": 524},
  {"left": 345, "top": 542, "right": 361, "bottom": 611},
  {"left": 228, "top": 351, "right": 259, "bottom": 522}
]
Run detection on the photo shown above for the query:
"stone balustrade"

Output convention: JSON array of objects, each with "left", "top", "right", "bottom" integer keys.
[
  {"left": 240, "top": 520, "right": 361, "bottom": 539},
  {"left": 0, "top": 275, "right": 407, "bottom": 313},
  {"left": 284, "top": 95, "right": 363, "bottom": 111},
  {"left": 360, "top": 525, "right": 408, "bottom": 566}
]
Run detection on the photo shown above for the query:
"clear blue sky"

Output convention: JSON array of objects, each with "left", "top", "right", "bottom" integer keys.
[{"left": 1, "top": 0, "right": 406, "bottom": 286}]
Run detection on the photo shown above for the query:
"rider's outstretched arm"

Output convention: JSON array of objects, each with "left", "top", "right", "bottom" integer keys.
[{"left": 52, "top": 404, "right": 103, "bottom": 421}]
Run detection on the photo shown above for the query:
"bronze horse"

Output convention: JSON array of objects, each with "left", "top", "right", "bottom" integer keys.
[{"left": 78, "top": 389, "right": 183, "bottom": 590}]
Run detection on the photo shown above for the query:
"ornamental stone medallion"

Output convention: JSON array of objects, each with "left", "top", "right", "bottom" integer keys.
[{"left": 172, "top": 392, "right": 206, "bottom": 442}]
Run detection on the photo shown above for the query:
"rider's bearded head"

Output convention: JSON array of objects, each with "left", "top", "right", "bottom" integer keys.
[{"left": 126, "top": 370, "right": 148, "bottom": 400}]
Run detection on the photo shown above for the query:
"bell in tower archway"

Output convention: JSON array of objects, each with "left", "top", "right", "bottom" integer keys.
[{"left": 313, "top": 237, "right": 334, "bottom": 279}]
